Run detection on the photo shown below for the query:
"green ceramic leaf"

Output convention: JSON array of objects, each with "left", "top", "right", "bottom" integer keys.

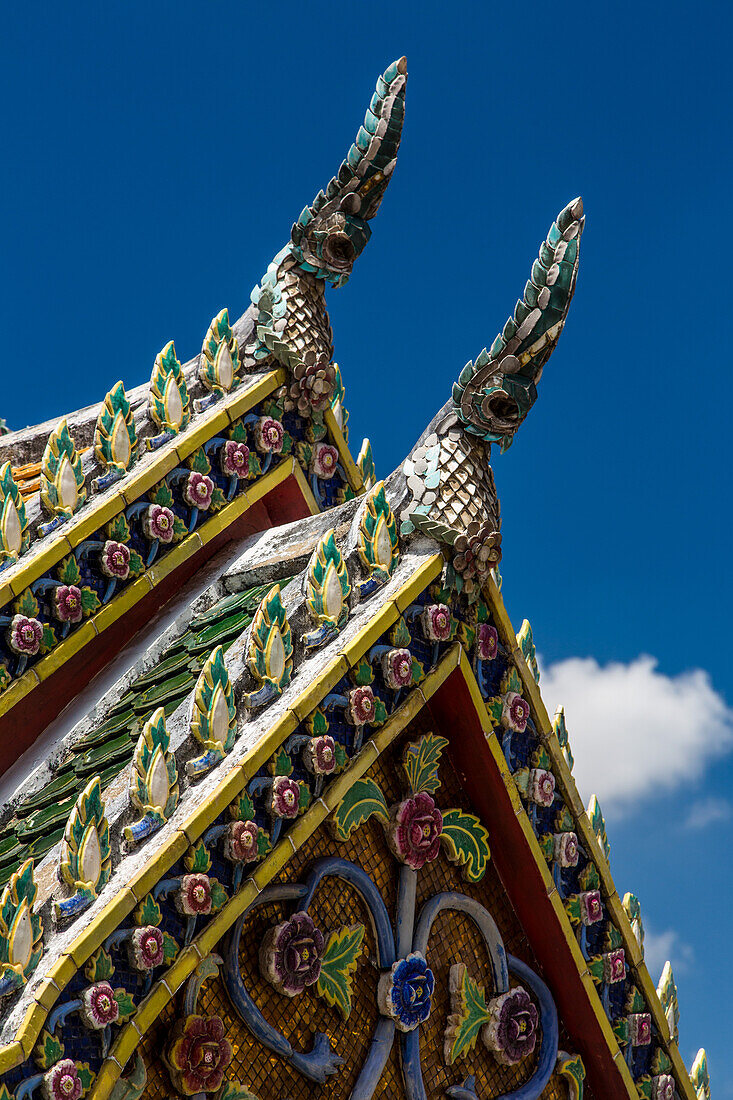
[
  {"left": 440, "top": 809, "right": 491, "bottom": 882},
  {"left": 33, "top": 1029, "right": 65, "bottom": 1070},
  {"left": 80, "top": 587, "right": 101, "bottom": 615},
  {"left": 113, "top": 988, "right": 135, "bottom": 1022},
  {"left": 332, "top": 778, "right": 389, "bottom": 841},
  {"left": 352, "top": 657, "right": 374, "bottom": 686},
  {"left": 316, "top": 924, "right": 365, "bottom": 1018},
  {"left": 136, "top": 894, "right": 162, "bottom": 927},
  {"left": 444, "top": 964, "right": 491, "bottom": 1064},
  {"left": 209, "top": 878, "right": 227, "bottom": 912},
  {"left": 76, "top": 1064, "right": 95, "bottom": 1092},
  {"left": 57, "top": 555, "right": 81, "bottom": 585},
  {"left": 162, "top": 932, "right": 179, "bottom": 963},
  {"left": 402, "top": 733, "right": 449, "bottom": 795},
  {"left": 271, "top": 747, "right": 292, "bottom": 776},
  {"left": 185, "top": 840, "right": 211, "bottom": 874},
  {"left": 85, "top": 947, "right": 114, "bottom": 982},
  {"left": 391, "top": 617, "right": 411, "bottom": 647}
]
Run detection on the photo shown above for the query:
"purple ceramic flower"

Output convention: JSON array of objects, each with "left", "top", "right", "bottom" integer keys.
[
  {"left": 270, "top": 776, "right": 300, "bottom": 819},
  {"left": 128, "top": 925, "right": 165, "bottom": 971},
  {"left": 483, "top": 986, "right": 538, "bottom": 1065},
  {"left": 378, "top": 953, "right": 434, "bottom": 1031},
  {"left": 629, "top": 1013, "right": 652, "bottom": 1046},
  {"left": 254, "top": 417, "right": 284, "bottom": 454},
  {"left": 166, "top": 1015, "right": 233, "bottom": 1096},
  {"left": 184, "top": 472, "right": 214, "bottom": 510},
  {"left": 304, "top": 734, "right": 337, "bottom": 776},
  {"left": 603, "top": 948, "right": 626, "bottom": 984},
  {"left": 421, "top": 604, "right": 451, "bottom": 642},
  {"left": 100, "top": 540, "right": 131, "bottom": 579},
  {"left": 8, "top": 614, "right": 43, "bottom": 656},
  {"left": 312, "top": 442, "right": 339, "bottom": 479},
  {"left": 53, "top": 585, "right": 83, "bottom": 624},
  {"left": 259, "top": 912, "right": 325, "bottom": 996},
  {"left": 176, "top": 874, "right": 212, "bottom": 917},
  {"left": 143, "top": 503, "right": 175, "bottom": 543},
  {"left": 652, "top": 1075, "right": 676, "bottom": 1100},
  {"left": 579, "top": 890, "right": 603, "bottom": 926},
  {"left": 42, "top": 1059, "right": 83, "bottom": 1100},
  {"left": 81, "top": 981, "right": 119, "bottom": 1030},
  {"left": 223, "top": 820, "right": 260, "bottom": 863},
  {"left": 387, "top": 792, "right": 443, "bottom": 871},
  {"left": 529, "top": 768, "right": 555, "bottom": 807},
  {"left": 220, "top": 440, "right": 250, "bottom": 478},
  {"left": 382, "top": 648, "right": 413, "bottom": 690},
  {"left": 553, "top": 832, "right": 579, "bottom": 868},
  {"left": 501, "top": 691, "right": 529, "bottom": 733},
  {"left": 346, "top": 685, "right": 377, "bottom": 726},
  {"left": 476, "top": 623, "right": 499, "bottom": 661}
]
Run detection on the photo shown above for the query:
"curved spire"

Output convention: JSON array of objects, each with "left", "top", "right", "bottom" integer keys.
[
  {"left": 289, "top": 57, "right": 408, "bottom": 287},
  {"left": 452, "top": 197, "right": 584, "bottom": 450}
]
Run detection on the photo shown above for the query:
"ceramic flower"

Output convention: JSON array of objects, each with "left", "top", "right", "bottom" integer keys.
[
  {"left": 304, "top": 734, "right": 337, "bottom": 776},
  {"left": 387, "top": 792, "right": 443, "bottom": 871},
  {"left": 100, "top": 540, "right": 131, "bottom": 579},
  {"left": 501, "top": 691, "right": 530, "bottom": 733},
  {"left": 143, "top": 503, "right": 175, "bottom": 543},
  {"left": 483, "top": 986, "right": 538, "bottom": 1065},
  {"left": 166, "top": 1014, "right": 233, "bottom": 1095},
  {"left": 270, "top": 775, "right": 301, "bottom": 819},
  {"left": 629, "top": 1013, "right": 652, "bottom": 1046},
  {"left": 579, "top": 889, "right": 603, "bottom": 926},
  {"left": 254, "top": 417, "right": 284, "bottom": 454},
  {"left": 529, "top": 768, "right": 555, "bottom": 807},
  {"left": 8, "top": 614, "right": 43, "bottom": 656},
  {"left": 184, "top": 472, "right": 214, "bottom": 510},
  {"left": 223, "top": 820, "right": 260, "bottom": 863},
  {"left": 382, "top": 648, "right": 413, "bottom": 690},
  {"left": 421, "top": 603, "right": 451, "bottom": 642},
  {"left": 53, "top": 585, "right": 83, "bottom": 623},
  {"left": 128, "top": 925, "right": 165, "bottom": 971},
  {"left": 377, "top": 952, "right": 434, "bottom": 1032},
  {"left": 603, "top": 948, "right": 626, "bottom": 984},
  {"left": 312, "top": 442, "right": 339, "bottom": 479},
  {"left": 289, "top": 354, "right": 335, "bottom": 415},
  {"left": 346, "top": 685, "right": 377, "bottom": 726},
  {"left": 80, "top": 981, "right": 119, "bottom": 1030},
  {"left": 553, "top": 832, "right": 579, "bottom": 868},
  {"left": 176, "top": 873, "right": 212, "bottom": 917},
  {"left": 220, "top": 440, "right": 250, "bottom": 478},
  {"left": 259, "top": 912, "right": 325, "bottom": 997},
  {"left": 476, "top": 623, "right": 499, "bottom": 661},
  {"left": 652, "top": 1075, "right": 676, "bottom": 1100},
  {"left": 42, "top": 1059, "right": 83, "bottom": 1100}
]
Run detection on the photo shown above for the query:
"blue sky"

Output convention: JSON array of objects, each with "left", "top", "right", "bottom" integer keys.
[{"left": 2, "top": 0, "right": 731, "bottom": 1091}]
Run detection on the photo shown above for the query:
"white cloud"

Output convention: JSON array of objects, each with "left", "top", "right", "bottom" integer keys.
[
  {"left": 684, "top": 797, "right": 732, "bottom": 830},
  {"left": 539, "top": 654, "right": 733, "bottom": 815},
  {"left": 643, "top": 926, "right": 695, "bottom": 978}
]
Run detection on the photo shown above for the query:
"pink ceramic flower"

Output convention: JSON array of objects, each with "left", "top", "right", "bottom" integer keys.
[
  {"left": 629, "top": 1013, "right": 652, "bottom": 1046},
  {"left": 312, "top": 443, "right": 339, "bottom": 479},
  {"left": 53, "top": 585, "right": 83, "bottom": 623},
  {"left": 143, "top": 503, "right": 175, "bottom": 543},
  {"left": 270, "top": 776, "right": 300, "bottom": 819},
  {"left": 476, "top": 623, "right": 499, "bottom": 661},
  {"left": 421, "top": 604, "right": 451, "bottom": 642},
  {"left": 346, "top": 685, "right": 377, "bottom": 726},
  {"left": 254, "top": 417, "right": 284, "bottom": 454},
  {"left": 166, "top": 1014, "right": 233, "bottom": 1095},
  {"left": 100, "top": 540, "right": 131, "bottom": 579},
  {"left": 304, "top": 734, "right": 337, "bottom": 776},
  {"left": 553, "top": 832, "right": 579, "bottom": 868},
  {"left": 42, "top": 1059, "right": 83, "bottom": 1100},
  {"left": 81, "top": 981, "right": 119, "bottom": 1029},
  {"left": 382, "top": 648, "right": 413, "bottom": 690},
  {"left": 579, "top": 890, "right": 603, "bottom": 926},
  {"left": 652, "top": 1075, "right": 676, "bottom": 1100},
  {"left": 220, "top": 440, "right": 250, "bottom": 478},
  {"left": 259, "top": 912, "right": 325, "bottom": 997},
  {"left": 501, "top": 691, "right": 529, "bottom": 733},
  {"left": 223, "top": 820, "right": 260, "bottom": 863},
  {"left": 128, "top": 925, "right": 165, "bottom": 971},
  {"left": 176, "top": 874, "right": 212, "bottom": 917},
  {"left": 603, "top": 948, "right": 626, "bottom": 984},
  {"left": 8, "top": 615, "right": 43, "bottom": 656},
  {"left": 387, "top": 792, "right": 443, "bottom": 871},
  {"left": 184, "top": 472, "right": 214, "bottom": 510},
  {"left": 529, "top": 768, "right": 555, "bottom": 807}
]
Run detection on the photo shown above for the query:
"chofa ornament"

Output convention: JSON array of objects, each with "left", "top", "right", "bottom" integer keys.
[
  {"left": 243, "top": 584, "right": 293, "bottom": 708},
  {"left": 0, "top": 462, "right": 30, "bottom": 568},
  {"left": 93, "top": 381, "right": 138, "bottom": 491},
  {"left": 0, "top": 859, "right": 43, "bottom": 998},
  {"left": 39, "top": 419, "right": 87, "bottom": 537}
]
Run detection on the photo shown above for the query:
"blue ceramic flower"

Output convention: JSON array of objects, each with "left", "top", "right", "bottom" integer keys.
[{"left": 377, "top": 952, "right": 435, "bottom": 1032}]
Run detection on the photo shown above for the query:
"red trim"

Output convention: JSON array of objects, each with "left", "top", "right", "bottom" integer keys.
[
  {"left": 429, "top": 668, "right": 628, "bottom": 1100},
  {"left": 0, "top": 473, "right": 312, "bottom": 775}
]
